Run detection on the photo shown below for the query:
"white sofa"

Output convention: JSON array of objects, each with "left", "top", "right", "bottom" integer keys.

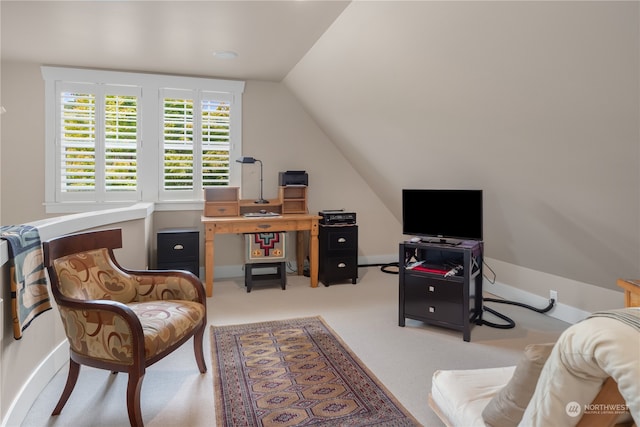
[{"left": 429, "top": 308, "right": 639, "bottom": 427}]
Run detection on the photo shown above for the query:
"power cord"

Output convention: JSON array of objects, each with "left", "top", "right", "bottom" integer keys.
[
  {"left": 480, "top": 259, "right": 555, "bottom": 329},
  {"left": 482, "top": 297, "right": 556, "bottom": 329},
  {"left": 358, "top": 262, "right": 399, "bottom": 274}
]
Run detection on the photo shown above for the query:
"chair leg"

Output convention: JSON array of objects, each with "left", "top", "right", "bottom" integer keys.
[
  {"left": 280, "top": 262, "right": 286, "bottom": 290},
  {"left": 245, "top": 264, "right": 252, "bottom": 293},
  {"left": 193, "top": 322, "right": 207, "bottom": 373},
  {"left": 126, "top": 371, "right": 145, "bottom": 427},
  {"left": 52, "top": 359, "right": 81, "bottom": 416}
]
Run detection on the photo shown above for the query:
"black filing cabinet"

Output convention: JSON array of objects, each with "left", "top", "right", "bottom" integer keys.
[
  {"left": 157, "top": 228, "right": 199, "bottom": 276},
  {"left": 319, "top": 224, "right": 358, "bottom": 286}
]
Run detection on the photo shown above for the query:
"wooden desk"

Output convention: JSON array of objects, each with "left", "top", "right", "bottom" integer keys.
[
  {"left": 617, "top": 278, "right": 640, "bottom": 308},
  {"left": 201, "top": 214, "right": 320, "bottom": 296}
]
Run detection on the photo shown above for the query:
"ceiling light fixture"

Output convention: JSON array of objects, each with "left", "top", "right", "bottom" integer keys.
[{"left": 212, "top": 50, "right": 238, "bottom": 59}]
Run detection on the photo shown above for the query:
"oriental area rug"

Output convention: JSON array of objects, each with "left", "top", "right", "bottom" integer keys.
[{"left": 210, "top": 316, "right": 420, "bottom": 426}]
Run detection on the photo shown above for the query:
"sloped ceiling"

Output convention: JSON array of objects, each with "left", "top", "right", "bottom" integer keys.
[
  {"left": 284, "top": 1, "right": 640, "bottom": 289},
  {"left": 0, "top": 0, "right": 350, "bottom": 81}
]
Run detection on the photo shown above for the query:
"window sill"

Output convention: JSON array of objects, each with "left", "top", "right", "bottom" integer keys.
[{"left": 44, "top": 201, "right": 206, "bottom": 215}]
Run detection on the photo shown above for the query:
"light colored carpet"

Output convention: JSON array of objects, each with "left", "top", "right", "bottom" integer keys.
[{"left": 21, "top": 267, "right": 569, "bottom": 426}]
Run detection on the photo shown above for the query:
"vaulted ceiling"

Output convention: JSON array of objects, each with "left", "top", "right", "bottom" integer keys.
[{"left": 1, "top": 0, "right": 350, "bottom": 82}]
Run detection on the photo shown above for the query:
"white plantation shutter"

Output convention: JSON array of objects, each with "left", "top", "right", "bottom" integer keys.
[
  {"left": 60, "top": 89, "right": 96, "bottom": 193},
  {"left": 105, "top": 94, "right": 138, "bottom": 193},
  {"left": 161, "top": 90, "right": 234, "bottom": 199},
  {"left": 202, "top": 96, "right": 231, "bottom": 187},
  {"left": 162, "top": 93, "right": 195, "bottom": 191},
  {"left": 56, "top": 82, "right": 140, "bottom": 202}
]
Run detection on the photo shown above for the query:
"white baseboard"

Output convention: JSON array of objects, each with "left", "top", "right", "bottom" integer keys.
[{"left": 484, "top": 279, "right": 591, "bottom": 325}]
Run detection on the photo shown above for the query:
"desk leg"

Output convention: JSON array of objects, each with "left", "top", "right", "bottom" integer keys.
[
  {"left": 296, "top": 231, "right": 304, "bottom": 276},
  {"left": 205, "top": 228, "right": 214, "bottom": 297},
  {"left": 309, "top": 224, "right": 319, "bottom": 288}
]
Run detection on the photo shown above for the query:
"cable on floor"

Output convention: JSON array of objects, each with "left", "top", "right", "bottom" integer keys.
[
  {"left": 358, "top": 262, "right": 399, "bottom": 274},
  {"left": 481, "top": 297, "right": 556, "bottom": 329}
]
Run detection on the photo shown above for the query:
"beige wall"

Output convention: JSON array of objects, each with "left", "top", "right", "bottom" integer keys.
[
  {"left": 284, "top": 1, "right": 640, "bottom": 292},
  {"left": 0, "top": 63, "right": 399, "bottom": 269},
  {"left": 0, "top": 61, "right": 48, "bottom": 224}
]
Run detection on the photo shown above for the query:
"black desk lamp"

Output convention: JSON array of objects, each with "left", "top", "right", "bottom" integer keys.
[{"left": 236, "top": 156, "right": 268, "bottom": 204}]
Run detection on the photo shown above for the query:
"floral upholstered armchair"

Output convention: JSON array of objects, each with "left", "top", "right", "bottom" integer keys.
[{"left": 42, "top": 228, "right": 207, "bottom": 427}]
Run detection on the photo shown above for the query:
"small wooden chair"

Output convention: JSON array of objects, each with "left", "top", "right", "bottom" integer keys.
[{"left": 43, "top": 228, "right": 207, "bottom": 427}]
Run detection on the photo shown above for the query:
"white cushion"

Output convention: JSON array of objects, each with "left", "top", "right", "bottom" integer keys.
[{"left": 430, "top": 366, "right": 516, "bottom": 427}]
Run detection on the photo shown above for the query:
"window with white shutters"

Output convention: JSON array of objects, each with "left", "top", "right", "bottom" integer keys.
[
  {"left": 42, "top": 66, "right": 244, "bottom": 212},
  {"left": 57, "top": 83, "right": 140, "bottom": 202},
  {"left": 161, "top": 91, "right": 233, "bottom": 200}
]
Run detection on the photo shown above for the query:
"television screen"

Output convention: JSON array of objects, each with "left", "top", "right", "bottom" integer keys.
[{"left": 402, "top": 189, "right": 483, "bottom": 243}]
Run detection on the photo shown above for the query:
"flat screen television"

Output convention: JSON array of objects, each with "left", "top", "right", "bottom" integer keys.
[{"left": 402, "top": 189, "right": 483, "bottom": 244}]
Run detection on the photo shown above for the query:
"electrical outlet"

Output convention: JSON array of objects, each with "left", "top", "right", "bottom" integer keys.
[{"left": 550, "top": 290, "right": 558, "bottom": 303}]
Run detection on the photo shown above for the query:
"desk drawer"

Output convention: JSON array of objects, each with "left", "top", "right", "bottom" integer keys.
[
  {"left": 217, "top": 221, "right": 295, "bottom": 234},
  {"left": 205, "top": 202, "right": 239, "bottom": 217}
]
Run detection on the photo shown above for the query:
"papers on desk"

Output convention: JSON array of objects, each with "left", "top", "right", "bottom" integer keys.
[{"left": 243, "top": 212, "right": 281, "bottom": 218}]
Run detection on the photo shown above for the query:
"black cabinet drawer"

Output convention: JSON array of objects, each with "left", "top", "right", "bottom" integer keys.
[
  {"left": 321, "top": 256, "right": 358, "bottom": 279},
  {"left": 412, "top": 300, "right": 464, "bottom": 325},
  {"left": 405, "top": 275, "right": 462, "bottom": 302},
  {"left": 157, "top": 229, "right": 199, "bottom": 263},
  {"left": 321, "top": 226, "right": 358, "bottom": 253}
]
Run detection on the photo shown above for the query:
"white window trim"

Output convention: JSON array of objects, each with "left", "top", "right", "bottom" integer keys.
[{"left": 42, "top": 66, "right": 245, "bottom": 213}]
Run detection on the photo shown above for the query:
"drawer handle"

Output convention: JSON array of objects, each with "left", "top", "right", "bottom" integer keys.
[
  {"left": 173, "top": 244, "right": 184, "bottom": 250},
  {"left": 337, "top": 237, "right": 346, "bottom": 243},
  {"left": 428, "top": 285, "right": 434, "bottom": 292},
  {"left": 258, "top": 224, "right": 272, "bottom": 229},
  {"left": 429, "top": 306, "right": 435, "bottom": 313},
  {"left": 338, "top": 262, "right": 346, "bottom": 268}
]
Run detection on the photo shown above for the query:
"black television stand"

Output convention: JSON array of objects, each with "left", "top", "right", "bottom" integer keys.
[{"left": 398, "top": 240, "right": 483, "bottom": 342}]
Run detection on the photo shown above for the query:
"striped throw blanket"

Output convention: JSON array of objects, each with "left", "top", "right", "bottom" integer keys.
[
  {"left": 0, "top": 225, "right": 51, "bottom": 339},
  {"left": 588, "top": 307, "right": 640, "bottom": 331}
]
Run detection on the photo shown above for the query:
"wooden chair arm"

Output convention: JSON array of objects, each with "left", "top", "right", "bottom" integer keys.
[{"left": 55, "top": 296, "right": 146, "bottom": 367}]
